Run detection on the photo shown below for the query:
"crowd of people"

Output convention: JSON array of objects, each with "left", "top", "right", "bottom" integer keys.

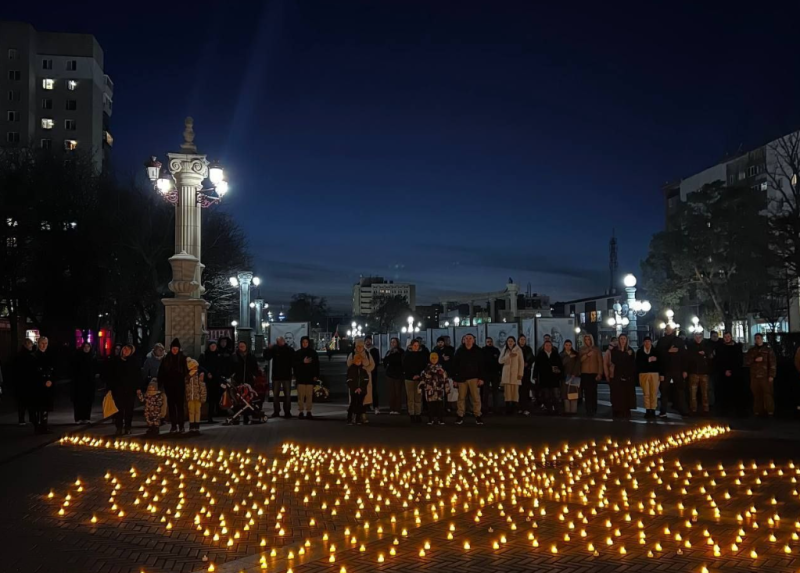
[{"left": 0, "top": 324, "right": 786, "bottom": 434}]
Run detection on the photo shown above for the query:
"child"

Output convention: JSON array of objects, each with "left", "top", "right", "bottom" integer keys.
[
  {"left": 420, "top": 352, "right": 449, "bottom": 425},
  {"left": 346, "top": 354, "right": 370, "bottom": 425},
  {"left": 185, "top": 357, "right": 207, "bottom": 433},
  {"left": 142, "top": 379, "right": 164, "bottom": 437}
]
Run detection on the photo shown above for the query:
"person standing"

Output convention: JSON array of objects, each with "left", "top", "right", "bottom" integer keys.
[
  {"left": 451, "top": 333, "right": 485, "bottom": 425},
  {"left": 199, "top": 341, "right": 223, "bottom": 423},
  {"left": 579, "top": 334, "right": 603, "bottom": 416},
  {"left": 517, "top": 335, "right": 535, "bottom": 415},
  {"left": 636, "top": 336, "right": 660, "bottom": 419},
  {"left": 71, "top": 342, "right": 96, "bottom": 424},
  {"left": 293, "top": 336, "right": 320, "bottom": 419},
  {"left": 346, "top": 338, "right": 375, "bottom": 423},
  {"left": 346, "top": 354, "right": 369, "bottom": 425},
  {"left": 31, "top": 337, "right": 55, "bottom": 434},
  {"left": 232, "top": 341, "right": 259, "bottom": 389},
  {"left": 481, "top": 337, "right": 502, "bottom": 414},
  {"left": 603, "top": 337, "right": 618, "bottom": 382},
  {"left": 533, "top": 340, "right": 563, "bottom": 415},
  {"left": 141, "top": 342, "right": 166, "bottom": 423},
  {"left": 401, "top": 340, "right": 427, "bottom": 423},
  {"left": 656, "top": 326, "right": 688, "bottom": 417},
  {"left": 158, "top": 339, "right": 189, "bottom": 433},
  {"left": 365, "top": 337, "right": 382, "bottom": 415},
  {"left": 217, "top": 336, "right": 235, "bottom": 380},
  {"left": 715, "top": 332, "right": 744, "bottom": 416},
  {"left": 383, "top": 337, "right": 405, "bottom": 414},
  {"left": 499, "top": 336, "right": 524, "bottom": 415},
  {"left": 141, "top": 379, "right": 164, "bottom": 436},
  {"left": 433, "top": 337, "right": 455, "bottom": 365},
  {"left": 12, "top": 339, "right": 37, "bottom": 425},
  {"left": 609, "top": 334, "right": 636, "bottom": 419},
  {"left": 108, "top": 345, "right": 141, "bottom": 435},
  {"left": 419, "top": 352, "right": 449, "bottom": 425},
  {"left": 264, "top": 337, "right": 295, "bottom": 418},
  {"left": 744, "top": 333, "right": 777, "bottom": 417},
  {"left": 185, "top": 357, "right": 207, "bottom": 433},
  {"left": 687, "top": 332, "right": 712, "bottom": 415},
  {"left": 560, "top": 339, "right": 581, "bottom": 415}
]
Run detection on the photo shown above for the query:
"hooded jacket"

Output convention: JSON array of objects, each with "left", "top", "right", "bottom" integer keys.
[
  {"left": 185, "top": 357, "right": 208, "bottom": 402},
  {"left": 579, "top": 335, "right": 603, "bottom": 375},
  {"left": 141, "top": 345, "right": 164, "bottom": 383},
  {"left": 383, "top": 346, "right": 405, "bottom": 379},
  {"left": 158, "top": 340, "right": 189, "bottom": 392},
  {"left": 109, "top": 347, "right": 142, "bottom": 395},
  {"left": 293, "top": 337, "right": 320, "bottom": 384},
  {"left": 199, "top": 342, "right": 223, "bottom": 382}
]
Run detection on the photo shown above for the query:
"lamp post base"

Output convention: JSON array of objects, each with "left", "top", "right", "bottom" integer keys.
[{"left": 163, "top": 297, "right": 209, "bottom": 359}]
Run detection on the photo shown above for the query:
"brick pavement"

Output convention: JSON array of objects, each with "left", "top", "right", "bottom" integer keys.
[{"left": 4, "top": 413, "right": 800, "bottom": 573}]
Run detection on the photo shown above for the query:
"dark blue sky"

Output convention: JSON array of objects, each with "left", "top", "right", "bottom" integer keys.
[{"left": 9, "top": 1, "right": 800, "bottom": 310}]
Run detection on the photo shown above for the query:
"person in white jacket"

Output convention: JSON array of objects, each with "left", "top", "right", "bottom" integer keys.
[
  {"left": 499, "top": 336, "right": 524, "bottom": 415},
  {"left": 346, "top": 338, "right": 375, "bottom": 423}
]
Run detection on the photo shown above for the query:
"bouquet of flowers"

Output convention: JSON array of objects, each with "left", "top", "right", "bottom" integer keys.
[{"left": 313, "top": 379, "right": 330, "bottom": 402}]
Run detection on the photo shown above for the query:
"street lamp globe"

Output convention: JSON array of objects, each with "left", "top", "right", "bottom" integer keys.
[
  {"left": 607, "top": 317, "right": 616, "bottom": 327},
  {"left": 632, "top": 300, "right": 643, "bottom": 312},
  {"left": 414, "top": 327, "right": 420, "bottom": 333},
  {"left": 444, "top": 321, "right": 450, "bottom": 327},
  {"left": 252, "top": 277, "right": 261, "bottom": 287},
  {"left": 623, "top": 274, "right": 637, "bottom": 288},
  {"left": 208, "top": 160, "right": 225, "bottom": 185},
  {"left": 351, "top": 321, "right": 357, "bottom": 328},
  {"left": 692, "top": 316, "right": 700, "bottom": 325},
  {"left": 613, "top": 302, "right": 622, "bottom": 313},
  {"left": 215, "top": 180, "right": 229, "bottom": 197},
  {"left": 156, "top": 170, "right": 175, "bottom": 193},
  {"left": 642, "top": 301, "right": 652, "bottom": 312},
  {"left": 401, "top": 327, "right": 407, "bottom": 333},
  {"left": 665, "top": 309, "right": 675, "bottom": 319},
  {"left": 145, "top": 156, "right": 162, "bottom": 182},
  {"left": 347, "top": 330, "right": 352, "bottom": 336},
  {"left": 229, "top": 276, "right": 239, "bottom": 288},
  {"left": 249, "top": 302, "right": 255, "bottom": 308},
  {"left": 231, "top": 320, "right": 238, "bottom": 327},
  {"left": 574, "top": 327, "right": 581, "bottom": 334},
  {"left": 621, "top": 317, "right": 630, "bottom": 327},
  {"left": 454, "top": 317, "right": 461, "bottom": 326},
  {"left": 658, "top": 322, "right": 667, "bottom": 330}
]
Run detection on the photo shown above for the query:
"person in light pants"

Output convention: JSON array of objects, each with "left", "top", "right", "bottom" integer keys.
[{"left": 636, "top": 336, "right": 660, "bottom": 419}]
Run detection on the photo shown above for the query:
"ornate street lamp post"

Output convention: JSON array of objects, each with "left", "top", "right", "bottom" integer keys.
[
  {"left": 229, "top": 273, "right": 261, "bottom": 348},
  {"left": 144, "top": 118, "right": 229, "bottom": 358},
  {"left": 605, "top": 273, "right": 651, "bottom": 348}
]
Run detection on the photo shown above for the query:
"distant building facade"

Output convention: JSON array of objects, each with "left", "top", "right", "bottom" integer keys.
[
  {"left": 0, "top": 20, "right": 114, "bottom": 170},
  {"left": 352, "top": 276, "right": 416, "bottom": 316}
]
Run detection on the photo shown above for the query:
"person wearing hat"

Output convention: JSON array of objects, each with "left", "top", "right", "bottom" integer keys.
[
  {"left": 655, "top": 325, "right": 687, "bottom": 417},
  {"left": 451, "top": 333, "right": 485, "bottom": 425},
  {"left": 108, "top": 344, "right": 141, "bottom": 435},
  {"left": 401, "top": 339, "right": 428, "bottom": 423},
  {"left": 419, "top": 351, "right": 449, "bottom": 425},
  {"left": 158, "top": 338, "right": 189, "bottom": 433}
]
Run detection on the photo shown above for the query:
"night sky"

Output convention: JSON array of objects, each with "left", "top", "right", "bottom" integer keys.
[{"left": 7, "top": 2, "right": 800, "bottom": 311}]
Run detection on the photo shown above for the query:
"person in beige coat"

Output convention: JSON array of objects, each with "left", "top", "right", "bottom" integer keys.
[
  {"left": 579, "top": 334, "right": 603, "bottom": 416},
  {"left": 346, "top": 338, "right": 375, "bottom": 423},
  {"left": 499, "top": 336, "right": 525, "bottom": 415}
]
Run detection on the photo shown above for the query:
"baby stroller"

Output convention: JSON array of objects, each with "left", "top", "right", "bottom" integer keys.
[{"left": 221, "top": 379, "right": 267, "bottom": 425}]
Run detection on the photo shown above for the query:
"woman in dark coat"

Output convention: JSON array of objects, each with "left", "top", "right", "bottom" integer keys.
[
  {"left": 517, "top": 335, "right": 535, "bottom": 415},
  {"left": 158, "top": 338, "right": 189, "bottom": 433},
  {"left": 32, "top": 337, "right": 55, "bottom": 434},
  {"left": 200, "top": 341, "right": 223, "bottom": 422},
  {"left": 71, "top": 342, "right": 96, "bottom": 423},
  {"left": 609, "top": 333, "right": 637, "bottom": 419},
  {"left": 532, "top": 341, "right": 563, "bottom": 414},
  {"left": 12, "top": 339, "right": 37, "bottom": 425},
  {"left": 108, "top": 344, "right": 141, "bottom": 435}
]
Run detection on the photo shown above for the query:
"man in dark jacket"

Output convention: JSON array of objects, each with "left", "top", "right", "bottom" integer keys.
[
  {"left": 744, "top": 333, "right": 777, "bottom": 417},
  {"left": 12, "top": 339, "right": 37, "bottom": 426},
  {"left": 383, "top": 337, "right": 405, "bottom": 414},
  {"left": 158, "top": 338, "right": 189, "bottom": 433},
  {"left": 432, "top": 337, "right": 454, "bottom": 366},
  {"left": 365, "top": 336, "right": 382, "bottom": 415},
  {"left": 217, "top": 336, "right": 235, "bottom": 379},
  {"left": 655, "top": 326, "right": 687, "bottom": 417},
  {"left": 451, "top": 334, "right": 485, "bottom": 425},
  {"left": 293, "top": 336, "right": 319, "bottom": 419},
  {"left": 402, "top": 340, "right": 428, "bottom": 423},
  {"left": 715, "top": 332, "right": 744, "bottom": 416},
  {"left": 264, "top": 337, "right": 295, "bottom": 418},
  {"left": 481, "top": 337, "right": 501, "bottom": 414},
  {"left": 518, "top": 335, "right": 535, "bottom": 415},
  {"left": 71, "top": 342, "right": 96, "bottom": 424},
  {"left": 686, "top": 332, "right": 712, "bottom": 414},
  {"left": 533, "top": 341, "right": 564, "bottom": 415}
]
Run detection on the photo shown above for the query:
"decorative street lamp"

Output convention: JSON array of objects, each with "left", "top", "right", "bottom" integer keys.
[
  {"left": 251, "top": 298, "right": 267, "bottom": 352},
  {"left": 605, "top": 273, "right": 651, "bottom": 347},
  {"left": 229, "top": 272, "right": 260, "bottom": 347},
  {"left": 144, "top": 117, "right": 229, "bottom": 358}
]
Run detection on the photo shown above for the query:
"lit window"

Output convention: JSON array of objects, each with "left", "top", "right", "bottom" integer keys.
[
  {"left": 42, "top": 78, "right": 55, "bottom": 90},
  {"left": 65, "top": 119, "right": 76, "bottom": 131},
  {"left": 42, "top": 59, "right": 52, "bottom": 70},
  {"left": 6, "top": 237, "right": 17, "bottom": 248},
  {"left": 760, "top": 182, "right": 768, "bottom": 191},
  {"left": 41, "top": 118, "right": 54, "bottom": 129},
  {"left": 8, "top": 48, "right": 18, "bottom": 60},
  {"left": 41, "top": 221, "right": 51, "bottom": 231},
  {"left": 6, "top": 132, "right": 20, "bottom": 143},
  {"left": 64, "top": 139, "right": 77, "bottom": 151},
  {"left": 40, "top": 139, "right": 52, "bottom": 149},
  {"left": 6, "top": 218, "right": 18, "bottom": 227},
  {"left": 67, "top": 80, "right": 77, "bottom": 91},
  {"left": 66, "top": 60, "right": 77, "bottom": 71},
  {"left": 7, "top": 111, "right": 20, "bottom": 122}
]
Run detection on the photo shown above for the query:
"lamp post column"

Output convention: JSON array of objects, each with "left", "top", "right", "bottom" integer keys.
[
  {"left": 253, "top": 298, "right": 265, "bottom": 353},
  {"left": 237, "top": 272, "right": 254, "bottom": 349},
  {"left": 162, "top": 118, "right": 210, "bottom": 358},
  {"left": 625, "top": 285, "right": 638, "bottom": 348}
]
